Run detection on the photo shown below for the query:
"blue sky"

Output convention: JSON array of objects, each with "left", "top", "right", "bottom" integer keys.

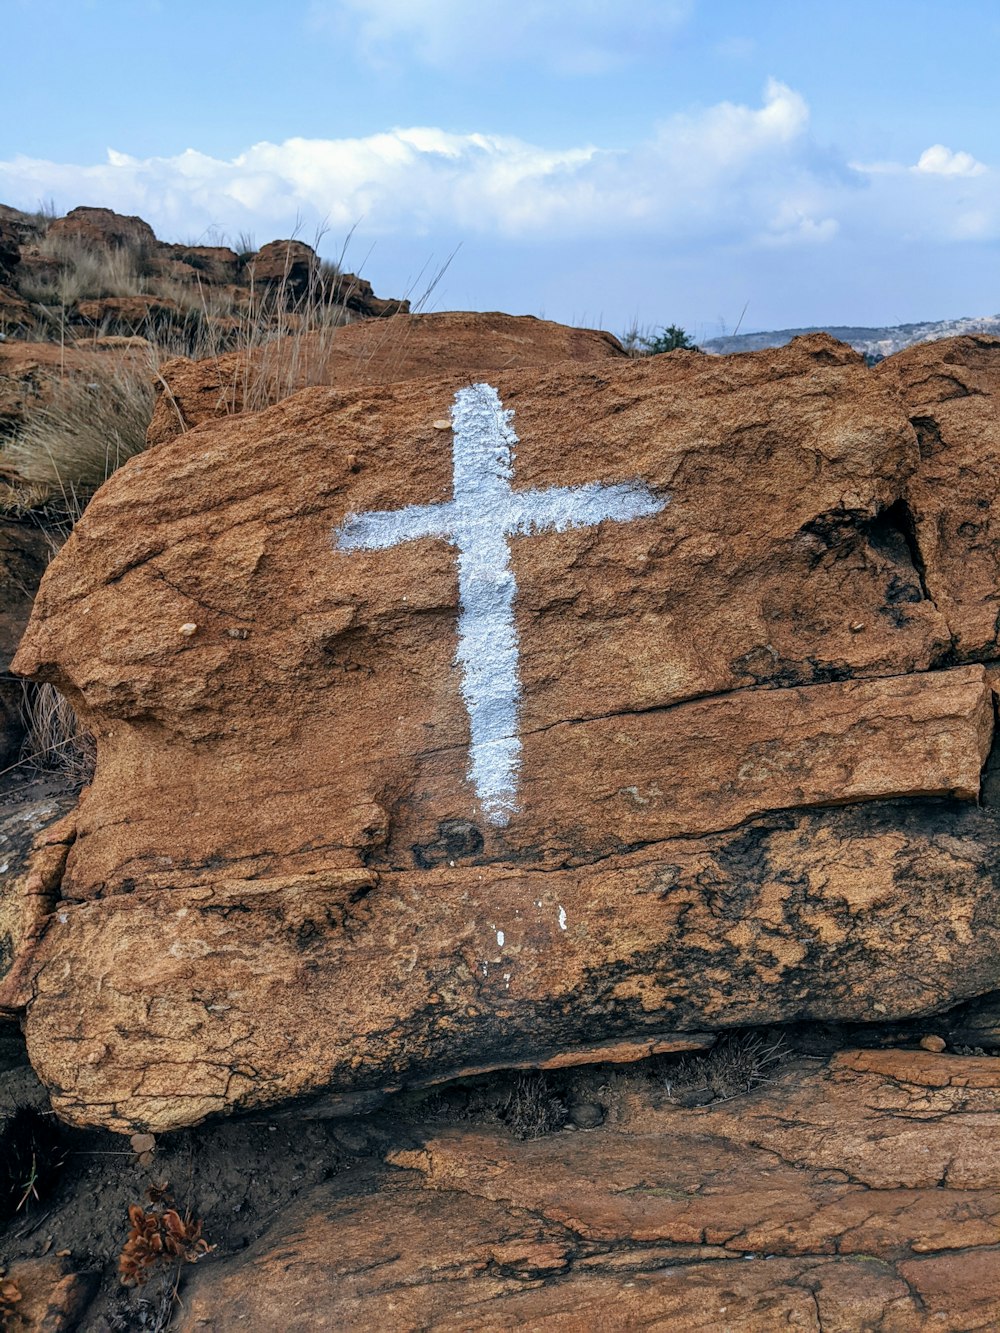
[{"left": 2, "top": 0, "right": 997, "bottom": 337}]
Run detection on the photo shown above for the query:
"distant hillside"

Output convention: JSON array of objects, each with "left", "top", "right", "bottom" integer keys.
[{"left": 700, "top": 314, "right": 1000, "bottom": 361}]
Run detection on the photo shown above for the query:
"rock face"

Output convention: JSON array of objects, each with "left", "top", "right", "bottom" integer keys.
[
  {"left": 145, "top": 310, "right": 628, "bottom": 447},
  {"left": 878, "top": 334, "right": 1000, "bottom": 658},
  {"left": 47, "top": 205, "right": 158, "bottom": 253},
  {"left": 176, "top": 1049, "right": 1000, "bottom": 1331},
  {"left": 10, "top": 332, "right": 1000, "bottom": 1132}
]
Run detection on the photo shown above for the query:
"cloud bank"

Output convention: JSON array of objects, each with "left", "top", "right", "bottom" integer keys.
[{"left": 0, "top": 81, "right": 993, "bottom": 322}]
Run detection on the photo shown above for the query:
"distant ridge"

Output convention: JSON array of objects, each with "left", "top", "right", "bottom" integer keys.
[{"left": 700, "top": 314, "right": 1000, "bottom": 361}]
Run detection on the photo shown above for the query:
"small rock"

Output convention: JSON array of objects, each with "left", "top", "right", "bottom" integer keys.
[
  {"left": 568, "top": 1101, "right": 604, "bottom": 1129},
  {"left": 920, "top": 1034, "right": 947, "bottom": 1053},
  {"left": 130, "top": 1132, "right": 156, "bottom": 1155},
  {"left": 179, "top": 623, "right": 198, "bottom": 636}
]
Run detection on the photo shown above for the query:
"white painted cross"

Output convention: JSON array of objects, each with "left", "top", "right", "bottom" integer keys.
[{"left": 333, "top": 383, "right": 666, "bottom": 827}]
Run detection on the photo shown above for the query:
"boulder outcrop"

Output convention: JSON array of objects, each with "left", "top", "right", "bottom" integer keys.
[
  {"left": 175, "top": 1048, "right": 1000, "bottom": 1331},
  {"left": 10, "top": 332, "right": 1000, "bottom": 1131}
]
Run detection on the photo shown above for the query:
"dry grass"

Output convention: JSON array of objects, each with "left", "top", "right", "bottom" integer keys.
[
  {"left": 18, "top": 682, "right": 95, "bottom": 785},
  {"left": 19, "top": 234, "right": 150, "bottom": 306},
  {"left": 2, "top": 361, "right": 155, "bottom": 498}
]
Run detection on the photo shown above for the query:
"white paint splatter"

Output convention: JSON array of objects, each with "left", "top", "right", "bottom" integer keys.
[
  {"left": 335, "top": 383, "right": 667, "bottom": 826},
  {"left": 558, "top": 905, "right": 567, "bottom": 931}
]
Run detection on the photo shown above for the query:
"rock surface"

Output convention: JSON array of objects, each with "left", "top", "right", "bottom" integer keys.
[
  {"left": 10, "top": 333, "right": 1000, "bottom": 1130},
  {"left": 878, "top": 334, "right": 1000, "bottom": 658},
  {"left": 145, "top": 310, "right": 629, "bottom": 446},
  {"left": 0, "top": 797, "right": 77, "bottom": 1016},
  {"left": 175, "top": 1049, "right": 1000, "bottom": 1331}
]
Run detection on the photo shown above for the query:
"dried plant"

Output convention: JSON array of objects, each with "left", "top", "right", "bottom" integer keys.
[
  {"left": 497, "top": 1073, "right": 566, "bottom": 1140},
  {"left": 118, "top": 1205, "right": 213, "bottom": 1288},
  {"left": 2, "top": 362, "right": 154, "bottom": 497},
  {"left": 18, "top": 682, "right": 95, "bottom": 786}
]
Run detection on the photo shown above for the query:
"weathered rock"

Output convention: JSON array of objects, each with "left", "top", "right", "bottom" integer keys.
[
  {"left": 330, "top": 270, "right": 410, "bottom": 319},
  {"left": 73, "top": 293, "right": 185, "bottom": 333},
  {"left": 0, "top": 1257, "right": 97, "bottom": 1331},
  {"left": 878, "top": 334, "right": 1000, "bottom": 658},
  {"left": 145, "top": 311, "right": 628, "bottom": 447},
  {"left": 250, "top": 238, "right": 320, "bottom": 296},
  {"left": 47, "top": 205, "right": 157, "bottom": 254},
  {"left": 19, "top": 799, "right": 1000, "bottom": 1131},
  {"left": 12, "top": 333, "right": 1000, "bottom": 1130},
  {"left": 0, "top": 220, "right": 21, "bottom": 286},
  {"left": 0, "top": 798, "right": 78, "bottom": 1016},
  {"left": 176, "top": 1049, "right": 1000, "bottom": 1331},
  {"left": 0, "top": 339, "right": 123, "bottom": 439}
]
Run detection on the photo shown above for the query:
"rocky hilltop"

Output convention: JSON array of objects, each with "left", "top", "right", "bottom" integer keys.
[
  {"left": 701, "top": 311, "right": 1000, "bottom": 359},
  {"left": 2, "top": 208, "right": 1000, "bottom": 1328}
]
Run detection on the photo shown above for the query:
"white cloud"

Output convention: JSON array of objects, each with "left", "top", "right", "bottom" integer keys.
[
  {"left": 311, "top": 0, "right": 693, "bottom": 73},
  {"left": 0, "top": 83, "right": 826, "bottom": 247},
  {"left": 0, "top": 82, "right": 994, "bottom": 267},
  {"left": 914, "top": 144, "right": 987, "bottom": 177}
]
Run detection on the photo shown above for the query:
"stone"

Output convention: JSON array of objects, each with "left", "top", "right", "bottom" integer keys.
[
  {"left": 0, "top": 220, "right": 21, "bottom": 286},
  {"left": 175, "top": 1049, "right": 1000, "bottom": 1331},
  {"left": 0, "top": 1258, "right": 97, "bottom": 1331},
  {"left": 10, "top": 335, "right": 1000, "bottom": 1130},
  {"left": 73, "top": 294, "right": 185, "bottom": 333},
  {"left": 250, "top": 238, "right": 320, "bottom": 297},
  {"left": 145, "top": 311, "right": 629, "bottom": 447},
  {"left": 878, "top": 334, "right": 1000, "bottom": 658},
  {"left": 329, "top": 270, "right": 410, "bottom": 318},
  {"left": 920, "top": 1033, "right": 947, "bottom": 1052},
  {"left": 47, "top": 205, "right": 157, "bottom": 253},
  {"left": 0, "top": 798, "right": 78, "bottom": 1016}
]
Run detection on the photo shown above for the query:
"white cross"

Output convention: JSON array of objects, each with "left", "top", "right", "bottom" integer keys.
[{"left": 333, "top": 383, "right": 667, "bottom": 828}]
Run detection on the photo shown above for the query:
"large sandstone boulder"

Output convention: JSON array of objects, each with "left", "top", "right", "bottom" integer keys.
[
  {"left": 177, "top": 1048, "right": 1000, "bottom": 1331},
  {"left": 46, "top": 205, "right": 157, "bottom": 254},
  {"left": 145, "top": 311, "right": 628, "bottom": 446},
  {"left": 10, "top": 332, "right": 1000, "bottom": 1132}
]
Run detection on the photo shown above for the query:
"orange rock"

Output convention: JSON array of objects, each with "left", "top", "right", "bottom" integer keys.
[
  {"left": 879, "top": 335, "right": 1000, "bottom": 657},
  {"left": 176, "top": 1050, "right": 1000, "bottom": 1331},
  {"left": 12, "top": 333, "right": 1000, "bottom": 1131},
  {"left": 0, "top": 1258, "right": 96, "bottom": 1332}
]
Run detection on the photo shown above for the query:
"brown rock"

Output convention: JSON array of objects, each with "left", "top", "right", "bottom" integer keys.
[
  {"left": 920, "top": 1033, "right": 947, "bottom": 1052},
  {"left": 145, "top": 311, "right": 628, "bottom": 447},
  {"left": 250, "top": 238, "right": 319, "bottom": 296},
  {"left": 155, "top": 243, "right": 241, "bottom": 286},
  {"left": 329, "top": 269, "right": 410, "bottom": 318},
  {"left": 47, "top": 205, "right": 157, "bottom": 253},
  {"left": 879, "top": 334, "right": 1000, "bottom": 657},
  {"left": 15, "top": 334, "right": 1000, "bottom": 1130},
  {"left": 0, "top": 220, "right": 21, "bottom": 285},
  {"left": 177, "top": 1049, "right": 1000, "bottom": 1331},
  {"left": 73, "top": 293, "right": 184, "bottom": 333},
  {"left": 0, "top": 1257, "right": 97, "bottom": 1331},
  {"left": 0, "top": 799, "right": 78, "bottom": 1016}
]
